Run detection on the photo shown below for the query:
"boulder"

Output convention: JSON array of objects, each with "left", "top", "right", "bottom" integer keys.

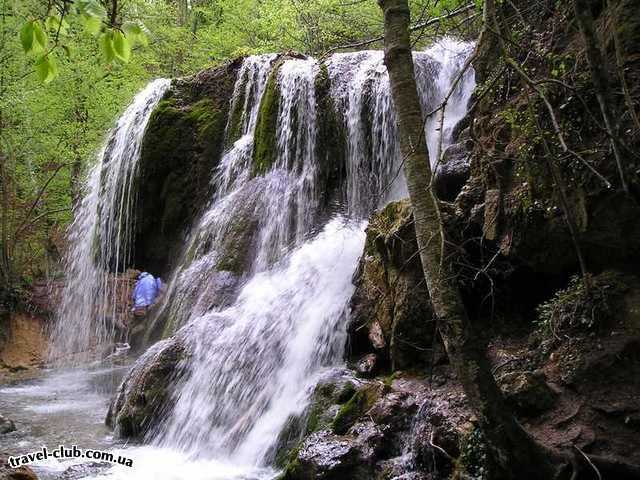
[
  {"left": 279, "top": 430, "right": 376, "bottom": 480},
  {"left": 279, "top": 377, "right": 448, "bottom": 480},
  {"left": 410, "top": 399, "right": 463, "bottom": 475},
  {"left": 0, "top": 415, "right": 15, "bottom": 434},
  {"left": 0, "top": 458, "right": 37, "bottom": 480},
  {"left": 433, "top": 141, "right": 471, "bottom": 202},
  {"left": 498, "top": 371, "right": 557, "bottom": 415},
  {"left": 106, "top": 336, "right": 185, "bottom": 438},
  {"left": 355, "top": 354, "right": 378, "bottom": 378}
]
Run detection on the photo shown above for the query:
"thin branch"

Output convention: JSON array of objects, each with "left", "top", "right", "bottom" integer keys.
[
  {"left": 504, "top": 57, "right": 612, "bottom": 189},
  {"left": 321, "top": 3, "right": 476, "bottom": 58},
  {"left": 11, "top": 162, "right": 66, "bottom": 245}
]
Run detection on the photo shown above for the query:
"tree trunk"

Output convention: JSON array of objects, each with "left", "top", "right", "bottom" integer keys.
[
  {"left": 0, "top": 151, "right": 11, "bottom": 293},
  {"left": 378, "top": 1, "right": 555, "bottom": 477},
  {"left": 573, "top": 0, "right": 628, "bottom": 193}
]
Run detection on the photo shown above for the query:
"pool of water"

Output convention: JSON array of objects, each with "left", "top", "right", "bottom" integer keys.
[{"left": 0, "top": 364, "right": 277, "bottom": 480}]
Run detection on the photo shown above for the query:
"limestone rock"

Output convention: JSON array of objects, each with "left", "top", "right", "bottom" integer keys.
[
  {"left": 433, "top": 141, "right": 471, "bottom": 201},
  {"left": 355, "top": 354, "right": 378, "bottom": 378},
  {"left": 0, "top": 457, "right": 37, "bottom": 480},
  {"left": 498, "top": 371, "right": 557, "bottom": 415},
  {"left": 106, "top": 336, "right": 185, "bottom": 438},
  {"left": 348, "top": 200, "right": 435, "bottom": 373}
]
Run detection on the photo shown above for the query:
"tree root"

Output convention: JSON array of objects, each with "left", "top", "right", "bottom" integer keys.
[{"left": 552, "top": 447, "right": 640, "bottom": 480}]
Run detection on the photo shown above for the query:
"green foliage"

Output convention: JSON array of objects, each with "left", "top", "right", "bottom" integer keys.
[{"left": 18, "top": 0, "right": 149, "bottom": 84}]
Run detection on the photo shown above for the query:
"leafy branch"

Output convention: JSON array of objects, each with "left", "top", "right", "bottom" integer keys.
[{"left": 19, "top": 0, "right": 148, "bottom": 83}]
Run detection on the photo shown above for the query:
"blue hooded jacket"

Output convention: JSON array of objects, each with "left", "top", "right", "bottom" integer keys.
[{"left": 132, "top": 272, "right": 159, "bottom": 308}]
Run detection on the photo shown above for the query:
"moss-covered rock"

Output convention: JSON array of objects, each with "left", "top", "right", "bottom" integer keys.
[
  {"left": 106, "top": 336, "right": 186, "bottom": 438},
  {"left": 134, "top": 59, "right": 241, "bottom": 276},
  {"left": 332, "top": 384, "right": 381, "bottom": 435},
  {"left": 252, "top": 60, "right": 282, "bottom": 176},
  {"left": 278, "top": 377, "right": 444, "bottom": 480},
  {"left": 314, "top": 63, "right": 346, "bottom": 209},
  {"left": 348, "top": 200, "right": 435, "bottom": 373}
]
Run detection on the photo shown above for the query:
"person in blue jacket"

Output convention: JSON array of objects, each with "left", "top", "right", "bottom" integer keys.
[{"left": 131, "top": 272, "right": 160, "bottom": 317}]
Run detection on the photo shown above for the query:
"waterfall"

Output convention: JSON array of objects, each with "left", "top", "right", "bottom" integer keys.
[
  {"left": 54, "top": 38, "right": 475, "bottom": 475},
  {"left": 48, "top": 79, "right": 170, "bottom": 362},
  {"left": 145, "top": 38, "right": 475, "bottom": 466}
]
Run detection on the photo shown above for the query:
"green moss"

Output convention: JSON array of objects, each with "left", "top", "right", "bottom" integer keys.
[
  {"left": 336, "top": 382, "right": 357, "bottom": 403},
  {"left": 187, "top": 98, "right": 225, "bottom": 144},
  {"left": 252, "top": 63, "right": 282, "bottom": 176},
  {"left": 277, "top": 453, "right": 304, "bottom": 480},
  {"left": 314, "top": 63, "right": 346, "bottom": 203},
  {"left": 304, "top": 405, "right": 322, "bottom": 434},
  {"left": 136, "top": 91, "right": 229, "bottom": 276},
  {"left": 369, "top": 200, "right": 412, "bottom": 239},
  {"left": 331, "top": 385, "right": 378, "bottom": 435}
]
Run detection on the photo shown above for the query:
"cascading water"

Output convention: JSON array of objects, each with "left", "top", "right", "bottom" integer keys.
[
  {"left": 327, "top": 37, "right": 475, "bottom": 214},
  {"left": 143, "top": 38, "right": 475, "bottom": 469},
  {"left": 47, "top": 38, "right": 475, "bottom": 479},
  {"left": 48, "top": 79, "right": 170, "bottom": 362}
]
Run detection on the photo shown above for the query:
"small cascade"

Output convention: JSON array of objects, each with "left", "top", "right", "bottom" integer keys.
[
  {"left": 154, "top": 218, "right": 365, "bottom": 464},
  {"left": 49, "top": 79, "right": 170, "bottom": 362},
  {"left": 253, "top": 58, "right": 320, "bottom": 269},
  {"left": 327, "top": 37, "right": 475, "bottom": 215}
]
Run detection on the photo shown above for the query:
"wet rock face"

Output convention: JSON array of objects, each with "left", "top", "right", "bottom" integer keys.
[
  {"left": 106, "top": 336, "right": 185, "bottom": 438},
  {"left": 348, "top": 200, "right": 435, "bottom": 373},
  {"left": 433, "top": 140, "right": 471, "bottom": 202},
  {"left": 134, "top": 59, "right": 242, "bottom": 276},
  {"left": 279, "top": 375, "right": 472, "bottom": 480},
  {"left": 410, "top": 399, "right": 463, "bottom": 476}
]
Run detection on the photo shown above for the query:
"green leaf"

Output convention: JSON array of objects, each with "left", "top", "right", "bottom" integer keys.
[
  {"left": 35, "top": 55, "right": 58, "bottom": 83},
  {"left": 100, "top": 31, "right": 115, "bottom": 63},
  {"left": 137, "top": 31, "right": 149, "bottom": 47},
  {"left": 123, "top": 21, "right": 149, "bottom": 47},
  {"left": 32, "top": 21, "right": 48, "bottom": 52},
  {"left": 19, "top": 21, "right": 34, "bottom": 53},
  {"left": 45, "top": 15, "right": 68, "bottom": 35},
  {"left": 112, "top": 30, "right": 131, "bottom": 63},
  {"left": 83, "top": 15, "right": 102, "bottom": 35}
]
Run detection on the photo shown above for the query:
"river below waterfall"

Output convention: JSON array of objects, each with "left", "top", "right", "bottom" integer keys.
[
  {"left": 0, "top": 365, "right": 280, "bottom": 480},
  {"left": 0, "top": 366, "right": 126, "bottom": 478}
]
